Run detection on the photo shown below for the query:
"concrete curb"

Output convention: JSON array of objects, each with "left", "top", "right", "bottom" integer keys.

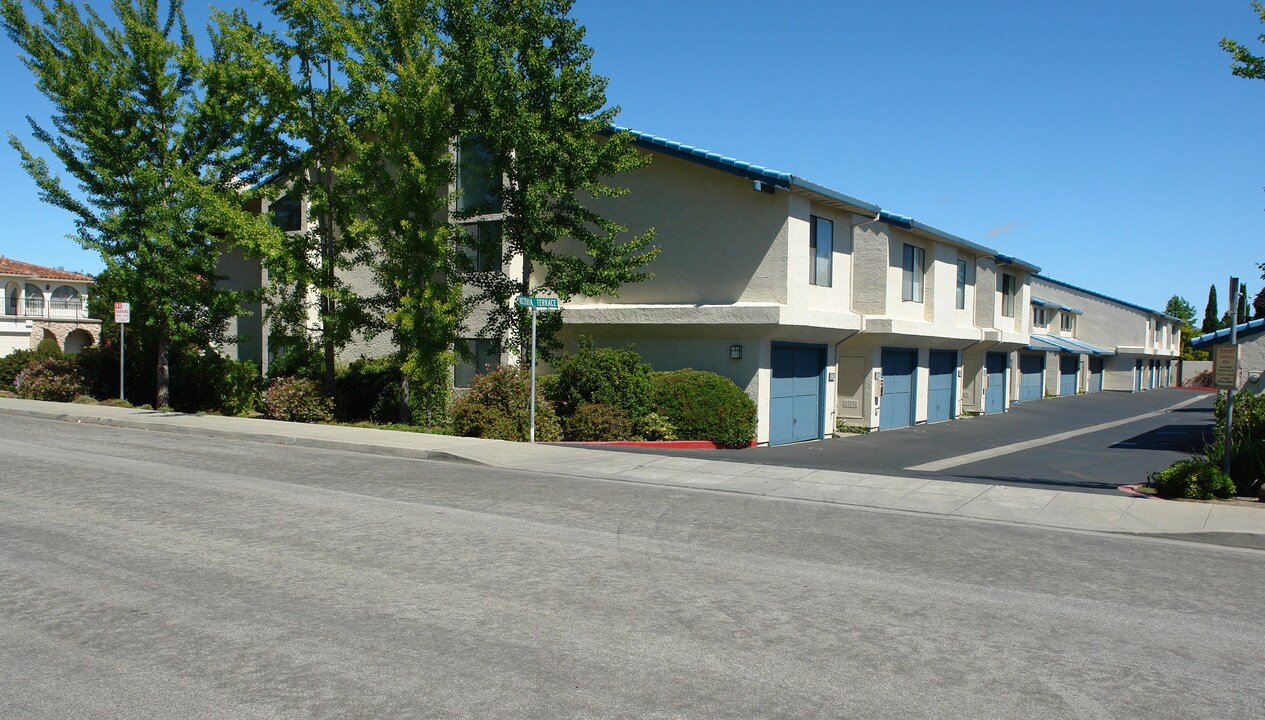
[{"left": 2, "top": 398, "right": 1262, "bottom": 549}]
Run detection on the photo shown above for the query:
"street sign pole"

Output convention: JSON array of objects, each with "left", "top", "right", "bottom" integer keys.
[
  {"left": 529, "top": 305, "right": 538, "bottom": 443},
  {"left": 1223, "top": 276, "right": 1239, "bottom": 475},
  {"left": 114, "top": 302, "right": 131, "bottom": 401},
  {"left": 516, "top": 295, "right": 560, "bottom": 443}
]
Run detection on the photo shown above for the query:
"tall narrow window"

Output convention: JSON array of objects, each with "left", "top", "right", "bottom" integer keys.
[
  {"left": 1000, "top": 273, "right": 1016, "bottom": 317},
  {"left": 809, "top": 215, "right": 833, "bottom": 286},
  {"left": 462, "top": 220, "right": 503, "bottom": 272},
  {"left": 457, "top": 134, "right": 501, "bottom": 213},
  {"left": 1060, "top": 312, "right": 1074, "bottom": 332},
  {"left": 269, "top": 191, "right": 302, "bottom": 232},
  {"left": 454, "top": 339, "right": 498, "bottom": 388},
  {"left": 956, "top": 259, "right": 968, "bottom": 309},
  {"left": 902, "top": 244, "right": 925, "bottom": 302}
]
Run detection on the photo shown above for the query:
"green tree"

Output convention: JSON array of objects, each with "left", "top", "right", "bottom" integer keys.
[
  {"left": 337, "top": 0, "right": 465, "bottom": 423},
  {"left": 1221, "top": 2, "right": 1265, "bottom": 80},
  {"left": 1202, "top": 284, "right": 1220, "bottom": 334},
  {"left": 442, "top": 0, "right": 659, "bottom": 363},
  {"left": 1254, "top": 284, "right": 1265, "bottom": 319},
  {"left": 1238, "top": 283, "right": 1249, "bottom": 321},
  {"left": 2, "top": 0, "right": 283, "bottom": 407},
  {"left": 1165, "top": 295, "right": 1204, "bottom": 359},
  {"left": 252, "top": 0, "right": 370, "bottom": 394}
]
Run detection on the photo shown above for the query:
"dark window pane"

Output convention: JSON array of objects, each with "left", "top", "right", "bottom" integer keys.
[
  {"left": 457, "top": 134, "right": 502, "bottom": 213},
  {"left": 270, "top": 192, "right": 301, "bottom": 232}
]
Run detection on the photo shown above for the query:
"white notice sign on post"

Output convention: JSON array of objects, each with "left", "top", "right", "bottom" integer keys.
[
  {"left": 1213, "top": 345, "right": 1239, "bottom": 389},
  {"left": 114, "top": 302, "right": 131, "bottom": 324}
]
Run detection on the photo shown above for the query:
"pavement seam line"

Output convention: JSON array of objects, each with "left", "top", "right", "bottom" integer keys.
[{"left": 903, "top": 394, "right": 1208, "bottom": 472}]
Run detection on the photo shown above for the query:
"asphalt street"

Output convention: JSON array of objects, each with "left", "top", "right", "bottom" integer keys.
[
  {"left": 599, "top": 388, "right": 1217, "bottom": 494},
  {"left": 2, "top": 415, "right": 1262, "bottom": 719}
]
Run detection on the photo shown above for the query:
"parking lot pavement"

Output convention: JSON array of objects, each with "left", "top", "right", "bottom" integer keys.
[{"left": 595, "top": 389, "right": 1217, "bottom": 494}]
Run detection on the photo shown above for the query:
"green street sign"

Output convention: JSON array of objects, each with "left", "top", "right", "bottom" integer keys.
[{"left": 516, "top": 295, "right": 559, "bottom": 309}]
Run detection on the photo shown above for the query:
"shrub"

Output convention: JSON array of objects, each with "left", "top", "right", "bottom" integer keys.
[
  {"left": 336, "top": 356, "right": 403, "bottom": 423},
  {"left": 0, "top": 344, "right": 62, "bottom": 387},
  {"left": 565, "top": 403, "right": 633, "bottom": 441},
  {"left": 35, "top": 338, "right": 62, "bottom": 355},
  {"left": 266, "top": 341, "right": 324, "bottom": 381},
  {"left": 546, "top": 338, "right": 653, "bottom": 422},
  {"left": 100, "top": 398, "right": 133, "bottom": 408},
  {"left": 1150, "top": 459, "right": 1237, "bottom": 500},
  {"left": 1204, "top": 391, "right": 1265, "bottom": 497},
  {"left": 633, "top": 411, "right": 678, "bottom": 441},
  {"left": 72, "top": 394, "right": 97, "bottom": 404},
  {"left": 14, "top": 356, "right": 87, "bottom": 402},
  {"left": 451, "top": 366, "right": 561, "bottom": 442},
  {"left": 652, "top": 369, "right": 756, "bottom": 448},
  {"left": 263, "top": 377, "right": 333, "bottom": 423}
]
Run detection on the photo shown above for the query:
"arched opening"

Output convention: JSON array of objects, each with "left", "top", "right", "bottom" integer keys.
[
  {"left": 25, "top": 284, "right": 44, "bottom": 317},
  {"left": 3, "top": 281, "right": 18, "bottom": 316},
  {"left": 65, "top": 329, "right": 94, "bottom": 354},
  {"left": 50, "top": 286, "right": 82, "bottom": 319}
]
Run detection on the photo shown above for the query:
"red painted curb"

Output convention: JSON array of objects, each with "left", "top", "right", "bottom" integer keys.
[
  {"left": 546, "top": 440, "right": 757, "bottom": 450},
  {"left": 1118, "top": 483, "right": 1158, "bottom": 499}
]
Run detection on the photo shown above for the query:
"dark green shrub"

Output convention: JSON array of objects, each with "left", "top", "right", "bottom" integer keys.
[
  {"left": 335, "top": 356, "right": 402, "bottom": 423},
  {"left": 547, "top": 338, "right": 653, "bottom": 421},
  {"left": 14, "top": 355, "right": 87, "bottom": 402},
  {"left": 168, "top": 352, "right": 262, "bottom": 415},
  {"left": 267, "top": 341, "right": 324, "bottom": 381},
  {"left": 451, "top": 366, "right": 561, "bottom": 442},
  {"left": 652, "top": 369, "right": 756, "bottom": 448},
  {"left": 100, "top": 398, "right": 133, "bottom": 408},
  {"left": 565, "top": 403, "right": 633, "bottom": 441},
  {"left": 1150, "top": 459, "right": 1237, "bottom": 500},
  {"left": 263, "top": 377, "right": 333, "bottom": 423},
  {"left": 1205, "top": 391, "right": 1265, "bottom": 496},
  {"left": 36, "top": 338, "right": 62, "bottom": 355},
  {"left": 72, "top": 394, "right": 97, "bottom": 404}
]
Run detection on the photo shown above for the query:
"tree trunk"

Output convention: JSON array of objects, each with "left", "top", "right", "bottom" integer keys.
[
  {"left": 519, "top": 256, "right": 532, "bottom": 369},
  {"left": 398, "top": 369, "right": 411, "bottom": 424},
  {"left": 155, "top": 336, "right": 170, "bottom": 409}
]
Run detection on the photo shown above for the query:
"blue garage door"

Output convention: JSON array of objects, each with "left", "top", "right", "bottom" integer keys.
[
  {"left": 770, "top": 345, "right": 824, "bottom": 445},
  {"left": 1018, "top": 354, "right": 1044, "bottom": 402},
  {"left": 1135, "top": 359, "right": 1143, "bottom": 391},
  {"left": 984, "top": 353, "right": 1007, "bottom": 414},
  {"left": 880, "top": 349, "right": 918, "bottom": 430},
  {"left": 1088, "top": 357, "right": 1103, "bottom": 393},
  {"left": 1059, "top": 355, "right": 1078, "bottom": 397},
  {"left": 927, "top": 350, "right": 957, "bottom": 423}
]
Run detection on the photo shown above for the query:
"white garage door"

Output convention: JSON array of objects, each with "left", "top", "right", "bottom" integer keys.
[{"left": 0, "top": 332, "right": 30, "bottom": 357}]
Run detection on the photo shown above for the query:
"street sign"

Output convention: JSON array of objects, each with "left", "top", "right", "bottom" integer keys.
[
  {"left": 114, "top": 302, "right": 131, "bottom": 324},
  {"left": 516, "top": 295, "right": 559, "bottom": 309},
  {"left": 1213, "top": 346, "right": 1239, "bottom": 389}
]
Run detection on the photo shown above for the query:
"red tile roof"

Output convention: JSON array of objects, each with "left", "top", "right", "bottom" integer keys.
[{"left": 0, "top": 256, "right": 94, "bottom": 282}]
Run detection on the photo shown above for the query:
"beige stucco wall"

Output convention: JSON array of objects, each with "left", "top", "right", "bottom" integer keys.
[
  {"left": 578, "top": 149, "right": 791, "bottom": 306},
  {"left": 215, "top": 245, "right": 267, "bottom": 368},
  {"left": 1030, "top": 276, "right": 1177, "bottom": 360}
]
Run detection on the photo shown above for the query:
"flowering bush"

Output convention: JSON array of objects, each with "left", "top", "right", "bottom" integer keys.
[
  {"left": 13, "top": 356, "right": 87, "bottom": 402},
  {"left": 263, "top": 377, "right": 334, "bottom": 423}
]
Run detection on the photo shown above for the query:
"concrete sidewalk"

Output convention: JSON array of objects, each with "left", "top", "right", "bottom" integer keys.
[{"left": 2, "top": 397, "right": 1262, "bottom": 549}]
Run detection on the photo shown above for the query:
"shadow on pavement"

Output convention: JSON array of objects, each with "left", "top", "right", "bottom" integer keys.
[{"left": 1110, "top": 424, "right": 1212, "bottom": 453}]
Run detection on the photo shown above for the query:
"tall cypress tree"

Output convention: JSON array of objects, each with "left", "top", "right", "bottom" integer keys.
[
  {"left": 1202, "top": 284, "right": 1219, "bottom": 333},
  {"left": 442, "top": 0, "right": 659, "bottom": 362},
  {"left": 2, "top": 0, "right": 284, "bottom": 407},
  {"left": 1237, "top": 284, "right": 1248, "bottom": 322}
]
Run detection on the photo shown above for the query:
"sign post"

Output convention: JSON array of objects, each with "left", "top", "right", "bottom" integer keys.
[
  {"left": 1220, "top": 277, "right": 1240, "bottom": 475},
  {"left": 515, "top": 295, "right": 560, "bottom": 442},
  {"left": 114, "top": 302, "right": 130, "bottom": 400}
]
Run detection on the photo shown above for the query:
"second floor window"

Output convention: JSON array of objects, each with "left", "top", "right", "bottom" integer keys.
[
  {"left": 269, "top": 192, "right": 301, "bottom": 232},
  {"left": 457, "top": 134, "right": 502, "bottom": 214},
  {"left": 1032, "top": 306, "right": 1048, "bottom": 327},
  {"left": 462, "top": 220, "right": 503, "bottom": 272},
  {"left": 956, "top": 259, "right": 968, "bottom": 309},
  {"left": 902, "top": 244, "right": 924, "bottom": 303},
  {"left": 1000, "top": 273, "right": 1017, "bottom": 317},
  {"left": 809, "top": 215, "right": 833, "bottom": 286},
  {"left": 1061, "top": 312, "right": 1074, "bottom": 332}
]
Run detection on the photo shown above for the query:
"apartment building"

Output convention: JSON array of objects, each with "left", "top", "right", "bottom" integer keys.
[{"left": 0, "top": 257, "right": 98, "bottom": 356}]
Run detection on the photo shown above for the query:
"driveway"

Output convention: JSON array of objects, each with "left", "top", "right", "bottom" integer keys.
[{"left": 601, "top": 388, "right": 1216, "bottom": 494}]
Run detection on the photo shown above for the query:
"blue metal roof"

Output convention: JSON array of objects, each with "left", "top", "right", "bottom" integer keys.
[
  {"left": 1031, "top": 296, "right": 1084, "bottom": 315},
  {"left": 1027, "top": 334, "right": 1114, "bottom": 356},
  {"left": 1033, "top": 274, "right": 1180, "bottom": 321},
  {"left": 1190, "top": 317, "right": 1265, "bottom": 347}
]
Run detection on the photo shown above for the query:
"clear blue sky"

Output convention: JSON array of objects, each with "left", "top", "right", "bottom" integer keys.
[{"left": 1, "top": 0, "right": 1263, "bottom": 318}]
